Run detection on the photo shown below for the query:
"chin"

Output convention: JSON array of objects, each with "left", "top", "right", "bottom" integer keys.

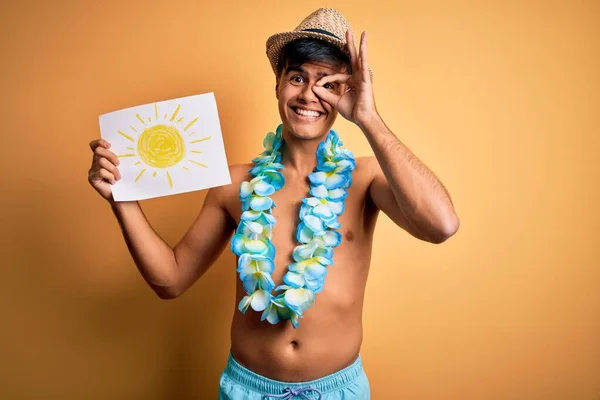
[{"left": 287, "top": 125, "right": 327, "bottom": 140}]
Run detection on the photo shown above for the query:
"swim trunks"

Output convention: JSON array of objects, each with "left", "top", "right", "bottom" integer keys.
[{"left": 219, "top": 350, "right": 370, "bottom": 399}]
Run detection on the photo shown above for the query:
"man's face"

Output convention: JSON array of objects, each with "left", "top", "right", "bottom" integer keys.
[{"left": 275, "top": 60, "right": 347, "bottom": 141}]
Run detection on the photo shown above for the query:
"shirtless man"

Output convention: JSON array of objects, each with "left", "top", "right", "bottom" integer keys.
[{"left": 87, "top": 8, "right": 459, "bottom": 399}]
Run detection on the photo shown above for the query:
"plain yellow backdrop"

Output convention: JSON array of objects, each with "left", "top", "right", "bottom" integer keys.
[{"left": 1, "top": 0, "right": 598, "bottom": 399}]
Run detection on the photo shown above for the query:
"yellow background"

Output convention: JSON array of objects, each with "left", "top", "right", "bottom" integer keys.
[{"left": 1, "top": 0, "right": 598, "bottom": 398}]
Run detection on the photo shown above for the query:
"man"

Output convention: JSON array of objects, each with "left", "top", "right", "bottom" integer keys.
[{"left": 87, "top": 7, "right": 459, "bottom": 400}]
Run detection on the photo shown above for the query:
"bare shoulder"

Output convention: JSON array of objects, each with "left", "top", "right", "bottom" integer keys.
[
  {"left": 228, "top": 163, "right": 254, "bottom": 185},
  {"left": 207, "top": 163, "right": 252, "bottom": 207},
  {"left": 353, "top": 155, "right": 377, "bottom": 186}
]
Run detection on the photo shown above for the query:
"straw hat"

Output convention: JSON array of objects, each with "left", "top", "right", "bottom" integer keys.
[{"left": 266, "top": 7, "right": 373, "bottom": 82}]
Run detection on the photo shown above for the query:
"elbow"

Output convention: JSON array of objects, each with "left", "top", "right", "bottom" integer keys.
[
  {"left": 151, "top": 276, "right": 183, "bottom": 300},
  {"left": 154, "top": 285, "right": 182, "bottom": 300},
  {"left": 151, "top": 264, "right": 183, "bottom": 300},
  {"left": 437, "top": 216, "right": 460, "bottom": 244},
  {"left": 429, "top": 215, "right": 460, "bottom": 244}
]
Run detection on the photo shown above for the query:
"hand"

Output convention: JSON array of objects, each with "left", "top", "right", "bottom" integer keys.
[
  {"left": 312, "top": 30, "right": 377, "bottom": 126},
  {"left": 88, "top": 139, "right": 121, "bottom": 202}
]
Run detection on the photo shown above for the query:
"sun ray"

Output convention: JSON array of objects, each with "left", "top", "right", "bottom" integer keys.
[
  {"left": 170, "top": 104, "right": 181, "bottom": 122},
  {"left": 135, "top": 168, "right": 147, "bottom": 182},
  {"left": 148, "top": 116, "right": 151, "bottom": 122},
  {"left": 136, "top": 113, "right": 146, "bottom": 125},
  {"left": 126, "top": 146, "right": 135, "bottom": 150},
  {"left": 155, "top": 103, "right": 158, "bottom": 120},
  {"left": 134, "top": 161, "right": 141, "bottom": 165},
  {"left": 164, "top": 113, "right": 167, "bottom": 119},
  {"left": 184, "top": 117, "right": 198, "bottom": 131},
  {"left": 190, "top": 136, "right": 211, "bottom": 144},
  {"left": 166, "top": 171, "right": 173, "bottom": 188},
  {"left": 177, "top": 117, "right": 183, "bottom": 123},
  {"left": 117, "top": 153, "right": 136, "bottom": 157},
  {"left": 183, "top": 166, "right": 189, "bottom": 171},
  {"left": 191, "top": 150, "right": 202, "bottom": 154},
  {"left": 190, "top": 160, "right": 208, "bottom": 168},
  {"left": 118, "top": 130, "right": 135, "bottom": 142},
  {"left": 153, "top": 171, "right": 157, "bottom": 177},
  {"left": 188, "top": 131, "right": 195, "bottom": 136},
  {"left": 130, "top": 125, "right": 138, "bottom": 133}
]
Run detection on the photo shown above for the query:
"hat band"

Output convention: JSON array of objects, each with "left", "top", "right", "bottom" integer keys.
[{"left": 300, "top": 28, "right": 341, "bottom": 40}]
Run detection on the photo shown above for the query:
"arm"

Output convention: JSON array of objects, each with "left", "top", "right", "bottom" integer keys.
[
  {"left": 367, "top": 157, "right": 427, "bottom": 242},
  {"left": 111, "top": 183, "right": 235, "bottom": 299},
  {"left": 89, "top": 138, "right": 236, "bottom": 299},
  {"left": 363, "top": 115, "right": 459, "bottom": 244},
  {"left": 311, "top": 30, "right": 459, "bottom": 243}
]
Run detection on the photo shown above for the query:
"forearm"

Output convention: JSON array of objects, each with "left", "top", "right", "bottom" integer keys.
[
  {"left": 110, "top": 200, "right": 179, "bottom": 297},
  {"left": 359, "top": 114, "right": 459, "bottom": 238}
]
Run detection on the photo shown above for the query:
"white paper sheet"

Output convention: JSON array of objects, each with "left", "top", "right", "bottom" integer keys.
[{"left": 98, "top": 93, "right": 231, "bottom": 201}]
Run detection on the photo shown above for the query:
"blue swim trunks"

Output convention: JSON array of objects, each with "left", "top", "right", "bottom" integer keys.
[{"left": 219, "top": 350, "right": 370, "bottom": 399}]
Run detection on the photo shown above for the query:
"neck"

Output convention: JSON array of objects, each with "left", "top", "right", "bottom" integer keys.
[{"left": 279, "top": 129, "right": 325, "bottom": 176}]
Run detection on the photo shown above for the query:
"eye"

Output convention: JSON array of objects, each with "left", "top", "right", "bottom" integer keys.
[
  {"left": 291, "top": 75, "right": 304, "bottom": 84},
  {"left": 323, "top": 82, "right": 336, "bottom": 90}
]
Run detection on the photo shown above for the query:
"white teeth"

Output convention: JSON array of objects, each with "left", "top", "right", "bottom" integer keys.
[{"left": 295, "top": 108, "right": 321, "bottom": 118}]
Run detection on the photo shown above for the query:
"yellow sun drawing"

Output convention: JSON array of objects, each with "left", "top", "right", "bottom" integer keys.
[{"left": 115, "top": 103, "right": 211, "bottom": 188}]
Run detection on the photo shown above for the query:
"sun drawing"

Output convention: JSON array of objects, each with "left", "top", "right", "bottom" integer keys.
[{"left": 116, "top": 103, "right": 211, "bottom": 189}]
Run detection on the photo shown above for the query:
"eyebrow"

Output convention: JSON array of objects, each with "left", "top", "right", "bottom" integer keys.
[{"left": 285, "top": 66, "right": 330, "bottom": 79}]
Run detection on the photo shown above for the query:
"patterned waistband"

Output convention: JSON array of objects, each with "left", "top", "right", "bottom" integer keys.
[{"left": 224, "top": 349, "right": 364, "bottom": 396}]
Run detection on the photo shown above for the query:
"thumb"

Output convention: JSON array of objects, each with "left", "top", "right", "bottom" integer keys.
[{"left": 312, "top": 86, "right": 340, "bottom": 108}]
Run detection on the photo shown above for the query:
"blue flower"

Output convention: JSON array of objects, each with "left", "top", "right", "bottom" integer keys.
[
  {"left": 240, "top": 176, "right": 275, "bottom": 197},
  {"left": 291, "top": 240, "right": 319, "bottom": 261},
  {"left": 264, "top": 126, "right": 284, "bottom": 153},
  {"left": 240, "top": 210, "right": 276, "bottom": 226},
  {"left": 248, "top": 195, "right": 274, "bottom": 211},
  {"left": 242, "top": 269, "right": 275, "bottom": 294},
  {"left": 308, "top": 160, "right": 355, "bottom": 189},
  {"left": 236, "top": 253, "right": 274, "bottom": 283},
  {"left": 231, "top": 234, "right": 275, "bottom": 259},
  {"left": 282, "top": 256, "right": 332, "bottom": 292},
  {"left": 238, "top": 289, "right": 271, "bottom": 313},
  {"left": 332, "top": 148, "right": 355, "bottom": 163},
  {"left": 240, "top": 176, "right": 278, "bottom": 211},
  {"left": 303, "top": 185, "right": 345, "bottom": 220},
  {"left": 260, "top": 295, "right": 289, "bottom": 324},
  {"left": 232, "top": 219, "right": 273, "bottom": 247},
  {"left": 250, "top": 159, "right": 283, "bottom": 176},
  {"left": 283, "top": 288, "right": 316, "bottom": 325},
  {"left": 301, "top": 214, "right": 327, "bottom": 236},
  {"left": 261, "top": 169, "right": 285, "bottom": 190}
]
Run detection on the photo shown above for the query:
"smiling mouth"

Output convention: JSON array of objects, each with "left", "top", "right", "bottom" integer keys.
[{"left": 292, "top": 107, "right": 324, "bottom": 120}]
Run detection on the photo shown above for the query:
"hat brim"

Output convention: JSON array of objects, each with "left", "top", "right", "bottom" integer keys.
[{"left": 266, "top": 31, "right": 373, "bottom": 82}]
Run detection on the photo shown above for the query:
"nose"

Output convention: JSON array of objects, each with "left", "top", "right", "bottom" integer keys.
[{"left": 298, "top": 81, "right": 319, "bottom": 103}]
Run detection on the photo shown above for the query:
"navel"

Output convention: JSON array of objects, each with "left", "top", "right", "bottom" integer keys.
[{"left": 345, "top": 230, "right": 355, "bottom": 241}]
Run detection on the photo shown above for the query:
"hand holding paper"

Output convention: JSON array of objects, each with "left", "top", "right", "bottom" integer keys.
[
  {"left": 88, "top": 138, "right": 121, "bottom": 202},
  {"left": 95, "top": 93, "right": 231, "bottom": 201}
]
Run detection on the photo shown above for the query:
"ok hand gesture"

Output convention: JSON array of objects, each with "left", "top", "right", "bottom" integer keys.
[{"left": 312, "top": 30, "right": 377, "bottom": 126}]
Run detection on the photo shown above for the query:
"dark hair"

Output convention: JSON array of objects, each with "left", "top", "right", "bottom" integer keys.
[{"left": 276, "top": 38, "right": 352, "bottom": 78}]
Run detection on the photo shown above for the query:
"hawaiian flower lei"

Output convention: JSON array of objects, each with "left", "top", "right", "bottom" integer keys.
[{"left": 231, "top": 124, "right": 356, "bottom": 328}]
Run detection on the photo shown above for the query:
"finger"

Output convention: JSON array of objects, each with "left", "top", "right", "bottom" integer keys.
[
  {"left": 96, "top": 168, "right": 117, "bottom": 185},
  {"left": 360, "top": 31, "right": 370, "bottom": 81},
  {"left": 312, "top": 85, "right": 341, "bottom": 107},
  {"left": 90, "top": 139, "right": 111, "bottom": 151},
  {"left": 315, "top": 73, "right": 352, "bottom": 86},
  {"left": 345, "top": 30, "right": 359, "bottom": 73},
  {"left": 97, "top": 157, "right": 121, "bottom": 180},
  {"left": 94, "top": 147, "right": 120, "bottom": 167}
]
